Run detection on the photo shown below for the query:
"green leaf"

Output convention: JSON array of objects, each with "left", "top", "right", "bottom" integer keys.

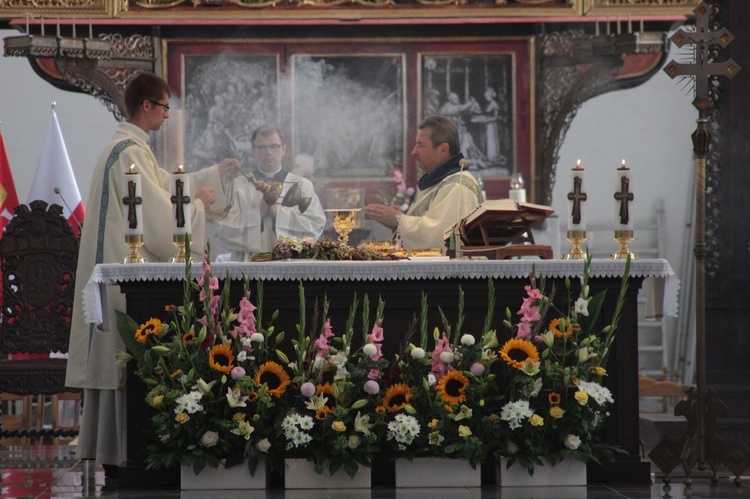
[{"left": 116, "top": 310, "right": 143, "bottom": 355}]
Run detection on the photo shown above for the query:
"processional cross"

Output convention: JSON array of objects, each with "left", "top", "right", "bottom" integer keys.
[
  {"left": 651, "top": 1, "right": 749, "bottom": 487},
  {"left": 614, "top": 177, "right": 632, "bottom": 226},
  {"left": 122, "top": 180, "right": 142, "bottom": 230},
  {"left": 171, "top": 179, "right": 191, "bottom": 229},
  {"left": 567, "top": 176, "right": 587, "bottom": 225}
]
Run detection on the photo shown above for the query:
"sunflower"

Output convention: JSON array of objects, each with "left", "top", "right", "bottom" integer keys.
[
  {"left": 381, "top": 383, "right": 413, "bottom": 412},
  {"left": 164, "top": 304, "right": 176, "bottom": 313},
  {"left": 182, "top": 331, "right": 195, "bottom": 343},
  {"left": 208, "top": 344, "right": 234, "bottom": 374},
  {"left": 548, "top": 392, "right": 561, "bottom": 405},
  {"left": 436, "top": 370, "right": 469, "bottom": 406},
  {"left": 246, "top": 391, "right": 259, "bottom": 402},
  {"left": 135, "top": 318, "right": 163, "bottom": 344},
  {"left": 499, "top": 338, "right": 540, "bottom": 371},
  {"left": 315, "top": 406, "right": 334, "bottom": 420},
  {"left": 549, "top": 318, "right": 576, "bottom": 338},
  {"left": 254, "top": 361, "right": 291, "bottom": 398},
  {"left": 316, "top": 383, "right": 338, "bottom": 408}
]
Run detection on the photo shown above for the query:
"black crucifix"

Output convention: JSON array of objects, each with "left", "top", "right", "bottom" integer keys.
[
  {"left": 650, "top": 0, "right": 749, "bottom": 488},
  {"left": 122, "top": 179, "right": 142, "bottom": 230},
  {"left": 567, "top": 175, "right": 587, "bottom": 225},
  {"left": 613, "top": 176, "right": 633, "bottom": 226},
  {"left": 171, "top": 179, "right": 191, "bottom": 229}
]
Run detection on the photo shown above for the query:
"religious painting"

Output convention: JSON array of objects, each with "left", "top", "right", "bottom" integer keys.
[
  {"left": 289, "top": 53, "right": 406, "bottom": 180},
  {"left": 418, "top": 53, "right": 515, "bottom": 178},
  {"left": 177, "top": 52, "right": 281, "bottom": 172}
]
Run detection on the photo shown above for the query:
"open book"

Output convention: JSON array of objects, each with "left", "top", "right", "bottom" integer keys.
[{"left": 455, "top": 199, "right": 554, "bottom": 246}]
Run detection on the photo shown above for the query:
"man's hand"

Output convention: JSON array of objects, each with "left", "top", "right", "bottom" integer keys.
[
  {"left": 364, "top": 203, "right": 402, "bottom": 230},
  {"left": 217, "top": 158, "right": 241, "bottom": 177},
  {"left": 195, "top": 185, "right": 216, "bottom": 208}
]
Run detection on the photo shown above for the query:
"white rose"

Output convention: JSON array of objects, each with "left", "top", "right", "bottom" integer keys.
[
  {"left": 348, "top": 435, "right": 361, "bottom": 449},
  {"left": 200, "top": 430, "right": 219, "bottom": 448},
  {"left": 256, "top": 438, "right": 272, "bottom": 453},
  {"left": 427, "top": 373, "right": 437, "bottom": 386},
  {"left": 460, "top": 334, "right": 475, "bottom": 346},
  {"left": 564, "top": 434, "right": 581, "bottom": 450},
  {"left": 363, "top": 344, "right": 378, "bottom": 356}
]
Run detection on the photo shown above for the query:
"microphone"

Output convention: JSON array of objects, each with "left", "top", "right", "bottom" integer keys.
[{"left": 54, "top": 187, "right": 83, "bottom": 233}]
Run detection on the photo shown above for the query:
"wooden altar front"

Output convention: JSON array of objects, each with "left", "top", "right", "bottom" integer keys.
[{"left": 85, "top": 259, "right": 677, "bottom": 487}]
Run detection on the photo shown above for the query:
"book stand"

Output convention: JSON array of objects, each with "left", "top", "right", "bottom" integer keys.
[{"left": 446, "top": 202, "right": 553, "bottom": 260}]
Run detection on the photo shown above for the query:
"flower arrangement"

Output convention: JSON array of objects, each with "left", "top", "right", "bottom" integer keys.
[
  {"left": 278, "top": 287, "right": 388, "bottom": 478},
  {"left": 493, "top": 256, "right": 630, "bottom": 475},
  {"left": 378, "top": 287, "right": 501, "bottom": 467},
  {"left": 116, "top": 251, "right": 288, "bottom": 476},
  {"left": 386, "top": 167, "right": 416, "bottom": 213},
  {"left": 251, "top": 236, "right": 397, "bottom": 262}
]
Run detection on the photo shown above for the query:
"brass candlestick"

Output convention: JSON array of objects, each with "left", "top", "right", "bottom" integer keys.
[
  {"left": 122, "top": 234, "right": 146, "bottom": 264},
  {"left": 325, "top": 208, "right": 360, "bottom": 245},
  {"left": 563, "top": 230, "right": 586, "bottom": 260},
  {"left": 612, "top": 230, "right": 637, "bottom": 260},
  {"left": 170, "top": 234, "right": 191, "bottom": 263}
]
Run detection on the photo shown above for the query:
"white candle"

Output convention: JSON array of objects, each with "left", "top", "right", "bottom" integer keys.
[
  {"left": 171, "top": 165, "right": 191, "bottom": 235},
  {"left": 567, "top": 159, "right": 587, "bottom": 231},
  {"left": 171, "top": 109, "right": 185, "bottom": 168},
  {"left": 123, "top": 164, "right": 143, "bottom": 236},
  {"left": 614, "top": 159, "right": 634, "bottom": 231},
  {"left": 508, "top": 172, "right": 526, "bottom": 203}
]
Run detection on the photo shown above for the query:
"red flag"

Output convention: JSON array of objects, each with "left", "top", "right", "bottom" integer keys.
[
  {"left": 27, "top": 107, "right": 85, "bottom": 236},
  {"left": 0, "top": 130, "right": 20, "bottom": 233}
]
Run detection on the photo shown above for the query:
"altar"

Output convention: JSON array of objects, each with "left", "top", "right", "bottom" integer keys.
[{"left": 85, "top": 258, "right": 678, "bottom": 486}]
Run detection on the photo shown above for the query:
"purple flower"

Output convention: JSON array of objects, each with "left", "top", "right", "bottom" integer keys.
[
  {"left": 231, "top": 366, "right": 246, "bottom": 380},
  {"left": 364, "top": 380, "right": 380, "bottom": 395},
  {"left": 301, "top": 382, "right": 316, "bottom": 398}
]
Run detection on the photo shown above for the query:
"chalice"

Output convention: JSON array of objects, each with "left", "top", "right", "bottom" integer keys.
[{"left": 325, "top": 208, "right": 360, "bottom": 245}]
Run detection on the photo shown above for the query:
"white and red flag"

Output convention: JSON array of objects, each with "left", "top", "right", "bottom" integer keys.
[
  {"left": 27, "top": 105, "right": 85, "bottom": 235},
  {"left": 0, "top": 128, "right": 20, "bottom": 232}
]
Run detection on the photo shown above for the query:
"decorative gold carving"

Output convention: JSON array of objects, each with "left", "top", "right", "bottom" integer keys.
[{"left": 134, "top": 0, "right": 189, "bottom": 8}]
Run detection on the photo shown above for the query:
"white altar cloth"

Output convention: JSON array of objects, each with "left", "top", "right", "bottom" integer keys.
[{"left": 83, "top": 258, "right": 678, "bottom": 326}]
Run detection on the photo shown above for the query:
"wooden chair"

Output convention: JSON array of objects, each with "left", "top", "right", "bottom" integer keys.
[
  {"left": 0, "top": 201, "right": 81, "bottom": 444},
  {"left": 51, "top": 391, "right": 82, "bottom": 445},
  {"left": 638, "top": 369, "right": 685, "bottom": 414}
]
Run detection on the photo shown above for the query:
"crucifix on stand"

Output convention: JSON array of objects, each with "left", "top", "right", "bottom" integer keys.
[{"left": 650, "top": 0, "right": 749, "bottom": 487}]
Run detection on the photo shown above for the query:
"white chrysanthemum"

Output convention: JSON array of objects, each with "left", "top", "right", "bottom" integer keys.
[
  {"left": 250, "top": 332, "right": 264, "bottom": 343},
  {"left": 362, "top": 344, "right": 378, "bottom": 357},
  {"left": 578, "top": 380, "right": 614, "bottom": 405},
  {"left": 460, "top": 334, "right": 475, "bottom": 346},
  {"left": 410, "top": 347, "right": 426, "bottom": 359},
  {"left": 299, "top": 415, "right": 314, "bottom": 430}
]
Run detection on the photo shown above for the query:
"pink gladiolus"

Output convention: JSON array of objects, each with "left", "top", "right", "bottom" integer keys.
[
  {"left": 431, "top": 333, "right": 452, "bottom": 379},
  {"left": 369, "top": 324, "right": 384, "bottom": 343},
  {"left": 368, "top": 368, "right": 380, "bottom": 380},
  {"left": 516, "top": 321, "right": 532, "bottom": 340}
]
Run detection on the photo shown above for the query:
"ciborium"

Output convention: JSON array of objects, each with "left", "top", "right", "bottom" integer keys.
[{"left": 325, "top": 208, "right": 360, "bottom": 245}]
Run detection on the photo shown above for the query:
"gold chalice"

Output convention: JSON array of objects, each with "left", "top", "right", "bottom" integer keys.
[{"left": 325, "top": 208, "right": 360, "bottom": 245}]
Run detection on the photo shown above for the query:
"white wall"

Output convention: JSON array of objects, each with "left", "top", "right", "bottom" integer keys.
[{"left": 0, "top": 29, "right": 116, "bottom": 205}]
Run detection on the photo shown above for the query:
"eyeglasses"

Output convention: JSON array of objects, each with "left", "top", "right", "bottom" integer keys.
[
  {"left": 148, "top": 100, "right": 170, "bottom": 112},
  {"left": 253, "top": 144, "right": 283, "bottom": 153}
]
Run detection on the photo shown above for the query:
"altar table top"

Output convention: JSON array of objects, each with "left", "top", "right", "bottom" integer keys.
[{"left": 83, "top": 258, "right": 678, "bottom": 325}]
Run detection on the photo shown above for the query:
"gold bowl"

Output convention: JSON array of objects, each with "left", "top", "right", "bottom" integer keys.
[{"left": 410, "top": 248, "right": 442, "bottom": 257}]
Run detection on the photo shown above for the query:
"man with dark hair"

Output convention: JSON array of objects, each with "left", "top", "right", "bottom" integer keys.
[
  {"left": 365, "top": 115, "right": 483, "bottom": 250},
  {"left": 215, "top": 125, "right": 326, "bottom": 261},
  {"left": 65, "top": 71, "right": 240, "bottom": 469}
]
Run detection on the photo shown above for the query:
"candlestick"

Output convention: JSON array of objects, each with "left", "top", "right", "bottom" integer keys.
[
  {"left": 171, "top": 165, "right": 191, "bottom": 236},
  {"left": 508, "top": 172, "right": 526, "bottom": 203},
  {"left": 122, "top": 164, "right": 145, "bottom": 263}
]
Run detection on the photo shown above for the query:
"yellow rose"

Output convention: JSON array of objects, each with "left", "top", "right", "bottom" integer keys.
[
  {"left": 575, "top": 390, "right": 589, "bottom": 405},
  {"left": 458, "top": 425, "right": 472, "bottom": 437},
  {"left": 529, "top": 414, "right": 544, "bottom": 427},
  {"left": 549, "top": 406, "right": 566, "bottom": 419},
  {"left": 175, "top": 412, "right": 189, "bottom": 424},
  {"left": 233, "top": 412, "right": 246, "bottom": 422},
  {"left": 332, "top": 421, "right": 346, "bottom": 432},
  {"left": 428, "top": 418, "right": 439, "bottom": 429},
  {"left": 150, "top": 395, "right": 164, "bottom": 408}
]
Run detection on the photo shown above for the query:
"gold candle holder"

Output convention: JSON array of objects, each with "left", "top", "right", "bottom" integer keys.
[
  {"left": 612, "top": 230, "right": 638, "bottom": 260},
  {"left": 122, "top": 234, "right": 146, "bottom": 264},
  {"left": 170, "top": 234, "right": 191, "bottom": 263},
  {"left": 563, "top": 230, "right": 587, "bottom": 260}
]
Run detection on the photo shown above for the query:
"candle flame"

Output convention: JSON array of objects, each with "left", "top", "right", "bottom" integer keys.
[
  {"left": 621, "top": 159, "right": 626, "bottom": 168},
  {"left": 178, "top": 164, "right": 185, "bottom": 173},
  {"left": 129, "top": 164, "right": 135, "bottom": 173},
  {"left": 576, "top": 159, "right": 581, "bottom": 169}
]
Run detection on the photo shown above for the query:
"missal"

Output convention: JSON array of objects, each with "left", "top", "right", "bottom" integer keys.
[{"left": 456, "top": 198, "right": 554, "bottom": 246}]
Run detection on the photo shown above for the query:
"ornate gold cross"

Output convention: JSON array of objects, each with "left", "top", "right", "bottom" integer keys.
[
  {"left": 122, "top": 180, "right": 142, "bottom": 230},
  {"left": 663, "top": 1, "right": 741, "bottom": 114},
  {"left": 170, "top": 179, "right": 191, "bottom": 229}
]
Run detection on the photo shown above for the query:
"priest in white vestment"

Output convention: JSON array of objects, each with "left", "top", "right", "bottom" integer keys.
[
  {"left": 364, "top": 115, "right": 483, "bottom": 249},
  {"left": 214, "top": 125, "right": 326, "bottom": 261},
  {"left": 65, "top": 72, "right": 240, "bottom": 469}
]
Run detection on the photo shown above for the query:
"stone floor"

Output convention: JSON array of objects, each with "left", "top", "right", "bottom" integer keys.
[{"left": 2, "top": 444, "right": 750, "bottom": 498}]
